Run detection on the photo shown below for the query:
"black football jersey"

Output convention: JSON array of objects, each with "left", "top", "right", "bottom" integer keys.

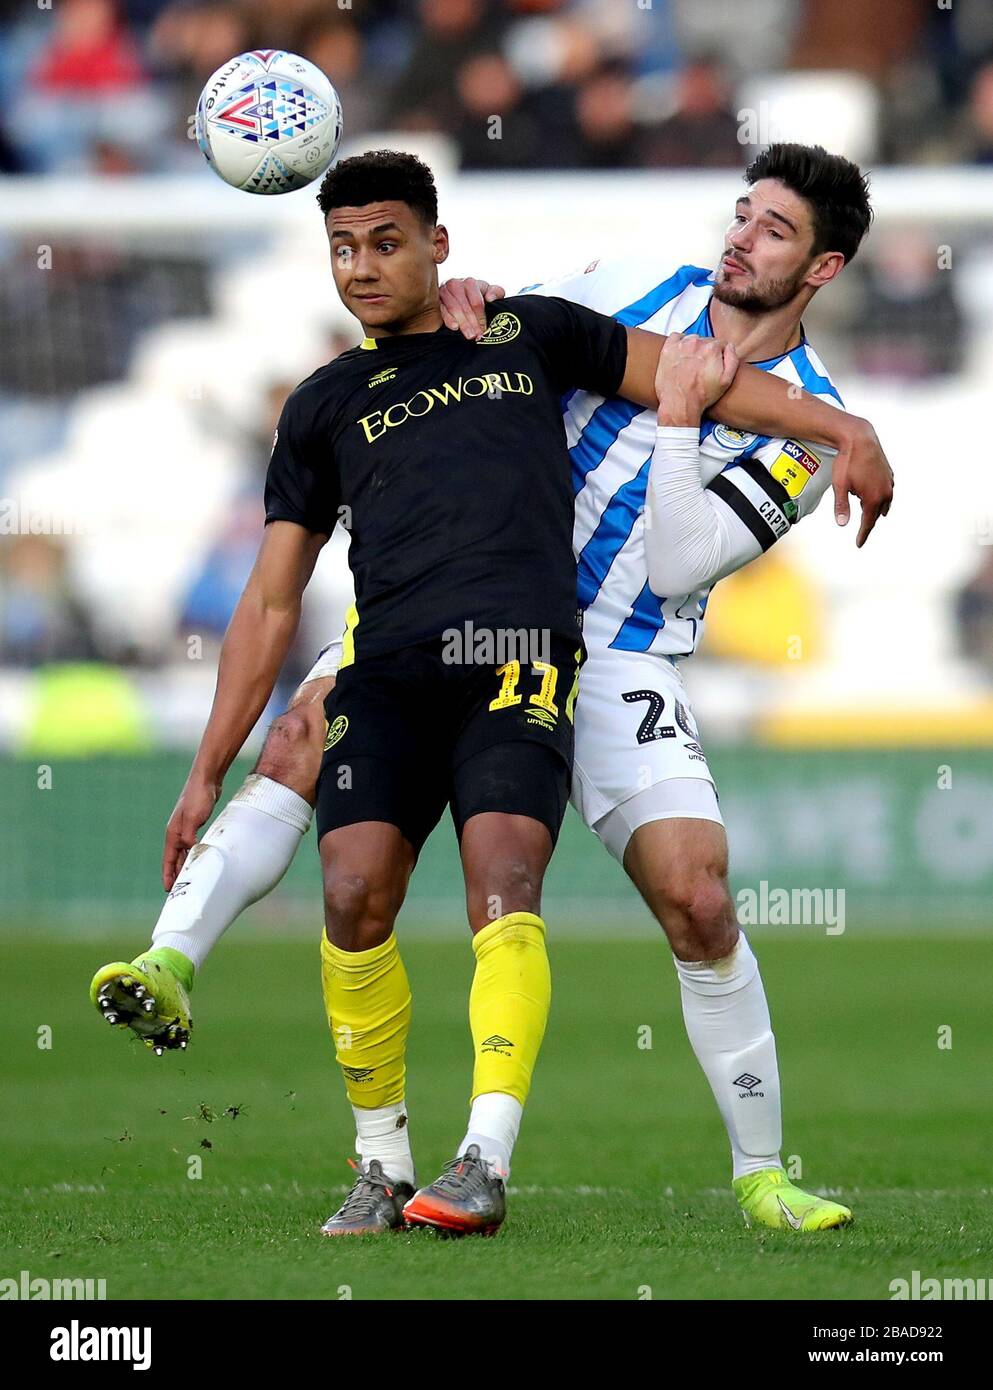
[{"left": 264, "top": 294, "right": 627, "bottom": 661}]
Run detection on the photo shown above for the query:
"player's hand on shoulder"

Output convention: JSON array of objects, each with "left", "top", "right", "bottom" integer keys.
[
  {"left": 439, "top": 277, "right": 506, "bottom": 340},
  {"left": 830, "top": 417, "right": 894, "bottom": 547},
  {"left": 162, "top": 775, "right": 221, "bottom": 890},
  {"left": 656, "top": 332, "right": 739, "bottom": 427}
]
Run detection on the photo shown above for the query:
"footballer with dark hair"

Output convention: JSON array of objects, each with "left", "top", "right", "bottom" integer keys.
[
  {"left": 90, "top": 148, "right": 893, "bottom": 1238},
  {"left": 436, "top": 141, "right": 886, "bottom": 1232}
]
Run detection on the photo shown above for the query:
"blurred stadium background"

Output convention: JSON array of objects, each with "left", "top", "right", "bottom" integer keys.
[{"left": 3, "top": 0, "right": 993, "bottom": 935}]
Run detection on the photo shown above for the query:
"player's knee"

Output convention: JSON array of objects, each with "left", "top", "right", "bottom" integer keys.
[
  {"left": 323, "top": 868, "right": 397, "bottom": 952},
  {"left": 650, "top": 867, "right": 736, "bottom": 960},
  {"left": 468, "top": 857, "right": 542, "bottom": 928},
  {"left": 256, "top": 707, "right": 324, "bottom": 782}
]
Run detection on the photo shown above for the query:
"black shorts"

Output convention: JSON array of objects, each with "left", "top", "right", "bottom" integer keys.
[{"left": 315, "top": 634, "right": 583, "bottom": 853}]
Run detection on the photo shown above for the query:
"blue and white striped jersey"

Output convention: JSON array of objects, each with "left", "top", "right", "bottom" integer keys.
[{"left": 526, "top": 259, "right": 843, "bottom": 658}]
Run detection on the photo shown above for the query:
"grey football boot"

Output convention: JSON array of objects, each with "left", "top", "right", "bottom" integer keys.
[
  {"left": 320, "top": 1159, "right": 415, "bottom": 1236},
  {"left": 402, "top": 1144, "right": 506, "bottom": 1236}
]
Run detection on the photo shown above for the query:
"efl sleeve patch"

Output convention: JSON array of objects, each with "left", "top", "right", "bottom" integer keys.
[{"left": 769, "top": 439, "right": 821, "bottom": 498}]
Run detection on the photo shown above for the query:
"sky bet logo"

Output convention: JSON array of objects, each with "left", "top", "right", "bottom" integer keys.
[
  {"left": 781, "top": 438, "right": 819, "bottom": 473},
  {"left": 357, "top": 372, "right": 534, "bottom": 443},
  {"left": 771, "top": 438, "right": 820, "bottom": 501}
]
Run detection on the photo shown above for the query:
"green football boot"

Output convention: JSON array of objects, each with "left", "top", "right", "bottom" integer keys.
[
  {"left": 733, "top": 1167, "right": 853, "bottom": 1232},
  {"left": 89, "top": 947, "right": 193, "bottom": 1055}
]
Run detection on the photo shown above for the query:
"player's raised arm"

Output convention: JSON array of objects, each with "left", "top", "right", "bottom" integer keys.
[
  {"left": 162, "top": 520, "right": 327, "bottom": 889},
  {"left": 644, "top": 335, "right": 806, "bottom": 593},
  {"left": 707, "top": 354, "right": 893, "bottom": 547},
  {"left": 620, "top": 325, "right": 893, "bottom": 547}
]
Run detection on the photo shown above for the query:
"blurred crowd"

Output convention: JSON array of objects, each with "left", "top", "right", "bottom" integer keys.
[
  {"left": 1, "top": 0, "right": 993, "bottom": 175},
  {"left": 2, "top": 0, "right": 992, "bottom": 698}
]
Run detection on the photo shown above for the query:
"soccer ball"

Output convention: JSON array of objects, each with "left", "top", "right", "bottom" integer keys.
[{"left": 195, "top": 50, "right": 343, "bottom": 195}]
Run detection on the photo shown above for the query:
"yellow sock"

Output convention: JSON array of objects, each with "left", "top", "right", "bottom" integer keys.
[
  {"left": 469, "top": 912, "right": 551, "bottom": 1104},
  {"left": 320, "top": 931, "right": 411, "bottom": 1109}
]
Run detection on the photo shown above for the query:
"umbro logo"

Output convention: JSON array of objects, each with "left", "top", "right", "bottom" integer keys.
[
  {"left": 342, "top": 1065, "right": 374, "bottom": 1082},
  {"left": 481, "top": 1034, "right": 514, "bottom": 1055},
  {"left": 733, "top": 1071, "right": 765, "bottom": 1097},
  {"left": 367, "top": 366, "right": 397, "bottom": 388}
]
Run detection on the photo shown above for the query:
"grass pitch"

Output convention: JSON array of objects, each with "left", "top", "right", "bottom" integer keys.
[{"left": 1, "top": 933, "right": 990, "bottom": 1301}]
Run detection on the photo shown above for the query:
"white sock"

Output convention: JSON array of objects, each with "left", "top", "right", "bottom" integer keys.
[
  {"left": 151, "top": 774, "right": 311, "bottom": 972},
  {"left": 353, "top": 1102, "right": 415, "bottom": 1187},
  {"left": 673, "top": 931, "right": 783, "bottom": 1181},
  {"left": 458, "top": 1092, "right": 523, "bottom": 1179}
]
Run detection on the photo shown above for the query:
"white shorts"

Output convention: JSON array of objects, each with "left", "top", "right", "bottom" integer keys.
[
  {"left": 300, "top": 638, "right": 343, "bottom": 687},
  {"left": 571, "top": 646, "right": 722, "bottom": 862}
]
